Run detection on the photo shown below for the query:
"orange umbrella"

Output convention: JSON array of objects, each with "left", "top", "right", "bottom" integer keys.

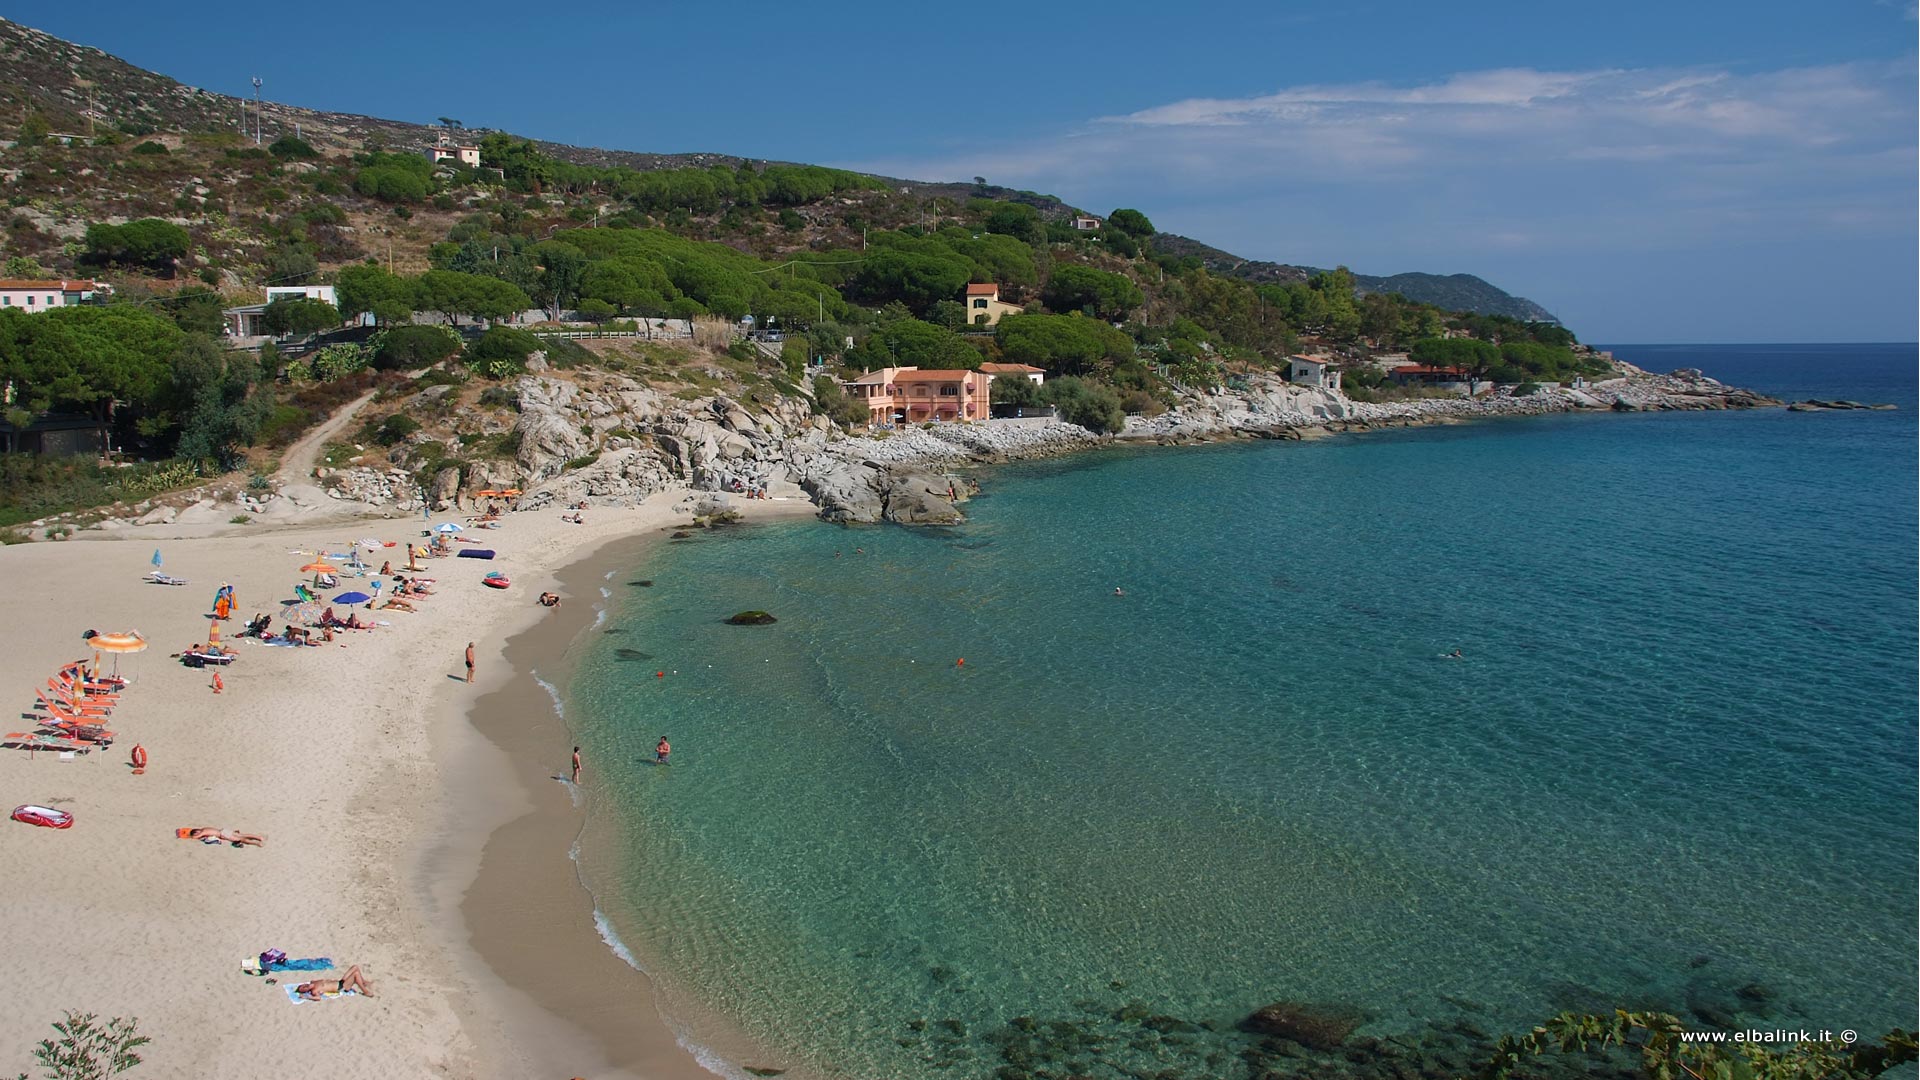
[
  {"left": 300, "top": 560, "right": 340, "bottom": 585},
  {"left": 87, "top": 630, "right": 147, "bottom": 679}
]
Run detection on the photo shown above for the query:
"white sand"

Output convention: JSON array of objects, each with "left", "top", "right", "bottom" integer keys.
[{"left": 0, "top": 489, "right": 813, "bottom": 1078}]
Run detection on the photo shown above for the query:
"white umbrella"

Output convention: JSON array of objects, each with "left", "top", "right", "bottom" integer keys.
[{"left": 432, "top": 523, "right": 464, "bottom": 535}]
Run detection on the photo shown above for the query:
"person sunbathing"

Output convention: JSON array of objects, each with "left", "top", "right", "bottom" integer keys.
[
  {"left": 295, "top": 965, "right": 374, "bottom": 1000},
  {"left": 342, "top": 612, "right": 368, "bottom": 630},
  {"left": 182, "top": 827, "right": 265, "bottom": 847},
  {"left": 382, "top": 598, "right": 417, "bottom": 612}
]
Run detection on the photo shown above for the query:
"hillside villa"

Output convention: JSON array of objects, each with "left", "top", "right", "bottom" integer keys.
[
  {"left": 427, "top": 135, "right": 482, "bottom": 168},
  {"left": 846, "top": 366, "right": 992, "bottom": 425},
  {"left": 964, "top": 283, "right": 1023, "bottom": 327},
  {"left": 1071, "top": 215, "right": 1102, "bottom": 231},
  {"left": 0, "top": 279, "right": 107, "bottom": 311},
  {"left": 224, "top": 284, "right": 343, "bottom": 337},
  {"left": 1390, "top": 364, "right": 1472, "bottom": 388},
  {"left": 980, "top": 362, "right": 1046, "bottom": 386},
  {"left": 1286, "top": 355, "right": 1340, "bottom": 390}
]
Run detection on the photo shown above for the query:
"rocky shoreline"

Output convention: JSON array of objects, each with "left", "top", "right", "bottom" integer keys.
[{"left": 24, "top": 362, "right": 1788, "bottom": 538}]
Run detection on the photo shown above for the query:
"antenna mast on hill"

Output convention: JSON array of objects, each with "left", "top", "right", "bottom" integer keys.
[{"left": 251, "top": 77, "right": 263, "bottom": 144}]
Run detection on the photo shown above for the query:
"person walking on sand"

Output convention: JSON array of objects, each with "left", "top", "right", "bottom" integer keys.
[
  {"left": 465, "top": 642, "right": 476, "bottom": 683},
  {"left": 655, "top": 736, "right": 670, "bottom": 765},
  {"left": 571, "top": 746, "right": 582, "bottom": 783}
]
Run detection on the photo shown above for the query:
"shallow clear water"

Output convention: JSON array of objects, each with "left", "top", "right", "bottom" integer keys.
[{"left": 566, "top": 344, "right": 1918, "bottom": 1077}]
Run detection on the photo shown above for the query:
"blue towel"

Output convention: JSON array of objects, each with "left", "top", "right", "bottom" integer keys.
[{"left": 266, "top": 958, "right": 332, "bottom": 972}]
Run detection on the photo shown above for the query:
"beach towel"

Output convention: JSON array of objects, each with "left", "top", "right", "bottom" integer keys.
[
  {"left": 267, "top": 958, "right": 333, "bottom": 972},
  {"left": 283, "top": 984, "right": 359, "bottom": 1005}
]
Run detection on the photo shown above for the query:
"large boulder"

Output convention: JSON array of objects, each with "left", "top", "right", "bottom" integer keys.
[
  {"left": 882, "top": 470, "right": 963, "bottom": 525},
  {"left": 1240, "top": 1002, "right": 1366, "bottom": 1050},
  {"left": 513, "top": 377, "right": 592, "bottom": 484},
  {"left": 429, "top": 466, "right": 461, "bottom": 511},
  {"left": 802, "top": 461, "right": 884, "bottom": 524}
]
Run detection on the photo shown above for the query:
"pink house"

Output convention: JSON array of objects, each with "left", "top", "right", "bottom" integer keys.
[{"left": 845, "top": 366, "right": 992, "bottom": 425}]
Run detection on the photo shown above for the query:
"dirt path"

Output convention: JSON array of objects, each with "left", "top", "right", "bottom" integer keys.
[{"left": 276, "top": 387, "right": 378, "bottom": 485}]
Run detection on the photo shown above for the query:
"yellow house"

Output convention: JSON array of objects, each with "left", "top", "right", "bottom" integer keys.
[{"left": 964, "top": 283, "right": 1023, "bottom": 327}]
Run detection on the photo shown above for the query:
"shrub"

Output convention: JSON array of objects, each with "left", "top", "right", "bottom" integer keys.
[
  {"left": 268, "top": 134, "right": 318, "bottom": 160},
  {"left": 309, "top": 343, "right": 369, "bottom": 381},
  {"left": 130, "top": 141, "right": 168, "bottom": 156},
  {"left": 463, "top": 326, "right": 541, "bottom": 379},
  {"left": 371, "top": 324, "right": 461, "bottom": 370},
  {"left": 478, "top": 386, "right": 520, "bottom": 410},
  {"left": 23, "top": 1009, "right": 149, "bottom": 1079},
  {"left": 1514, "top": 381, "right": 1542, "bottom": 397},
  {"left": 563, "top": 452, "right": 600, "bottom": 471},
  {"left": 376, "top": 414, "right": 421, "bottom": 445}
]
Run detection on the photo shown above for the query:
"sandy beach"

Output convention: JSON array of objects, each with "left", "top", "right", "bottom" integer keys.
[{"left": 0, "top": 487, "right": 813, "bottom": 1079}]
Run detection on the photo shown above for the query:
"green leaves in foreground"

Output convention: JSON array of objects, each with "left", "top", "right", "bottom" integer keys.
[
  {"left": 1479, "top": 1010, "right": 1916, "bottom": 1080},
  {"left": 19, "top": 1010, "right": 148, "bottom": 1080}
]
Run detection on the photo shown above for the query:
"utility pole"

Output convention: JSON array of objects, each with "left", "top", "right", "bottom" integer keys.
[
  {"left": 251, "top": 77, "right": 263, "bottom": 144},
  {"left": 76, "top": 79, "right": 94, "bottom": 137}
]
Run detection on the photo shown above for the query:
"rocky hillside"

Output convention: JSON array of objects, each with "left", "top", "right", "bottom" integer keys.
[
  {"left": 1, "top": 16, "right": 1553, "bottom": 315},
  {"left": 1149, "top": 234, "right": 1559, "bottom": 323}
]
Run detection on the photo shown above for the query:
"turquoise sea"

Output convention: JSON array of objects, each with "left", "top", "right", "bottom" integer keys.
[{"left": 563, "top": 344, "right": 1918, "bottom": 1078}]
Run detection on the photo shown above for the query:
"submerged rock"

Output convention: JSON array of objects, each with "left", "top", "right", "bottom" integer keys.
[
  {"left": 725, "top": 611, "right": 777, "bottom": 625},
  {"left": 1241, "top": 1001, "right": 1367, "bottom": 1050}
]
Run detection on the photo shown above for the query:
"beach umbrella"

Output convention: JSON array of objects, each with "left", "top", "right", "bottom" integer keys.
[
  {"left": 433, "top": 523, "right": 464, "bottom": 534},
  {"left": 332, "top": 590, "right": 372, "bottom": 605},
  {"left": 151, "top": 549, "right": 163, "bottom": 567},
  {"left": 86, "top": 630, "right": 147, "bottom": 680},
  {"left": 300, "top": 560, "right": 340, "bottom": 585}
]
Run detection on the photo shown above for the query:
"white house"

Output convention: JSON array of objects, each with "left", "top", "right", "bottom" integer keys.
[
  {"left": 0, "top": 279, "right": 103, "bottom": 311},
  {"left": 265, "top": 284, "right": 337, "bottom": 306},
  {"left": 1070, "top": 215, "right": 1102, "bottom": 231},
  {"left": 1287, "top": 355, "right": 1341, "bottom": 391}
]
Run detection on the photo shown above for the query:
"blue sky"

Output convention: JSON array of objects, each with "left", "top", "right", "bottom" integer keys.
[{"left": 26, "top": 1, "right": 1918, "bottom": 341}]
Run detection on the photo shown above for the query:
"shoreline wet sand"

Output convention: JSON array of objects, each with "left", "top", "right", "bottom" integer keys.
[{"left": 457, "top": 506, "right": 818, "bottom": 1079}]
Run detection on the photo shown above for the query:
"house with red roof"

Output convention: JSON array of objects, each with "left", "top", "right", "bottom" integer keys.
[
  {"left": 0, "top": 279, "right": 104, "bottom": 312},
  {"left": 980, "top": 362, "right": 1046, "bottom": 387},
  {"left": 1389, "top": 364, "right": 1472, "bottom": 387},
  {"left": 845, "top": 366, "right": 992, "bottom": 425},
  {"left": 963, "top": 282, "right": 1023, "bottom": 327}
]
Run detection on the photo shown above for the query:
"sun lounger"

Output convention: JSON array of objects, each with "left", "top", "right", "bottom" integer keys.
[
  {"left": 48, "top": 680, "right": 119, "bottom": 708},
  {"left": 3, "top": 732, "right": 88, "bottom": 754},
  {"left": 37, "top": 689, "right": 112, "bottom": 719},
  {"left": 35, "top": 713, "right": 115, "bottom": 744},
  {"left": 143, "top": 571, "right": 189, "bottom": 586}
]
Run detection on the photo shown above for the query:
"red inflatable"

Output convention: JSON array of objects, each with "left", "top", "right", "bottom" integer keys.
[{"left": 12, "top": 805, "right": 73, "bottom": 829}]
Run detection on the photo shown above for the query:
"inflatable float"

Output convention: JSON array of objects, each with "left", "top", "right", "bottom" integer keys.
[
  {"left": 456, "top": 549, "right": 496, "bottom": 560},
  {"left": 12, "top": 805, "right": 73, "bottom": 829},
  {"left": 482, "top": 573, "right": 511, "bottom": 590}
]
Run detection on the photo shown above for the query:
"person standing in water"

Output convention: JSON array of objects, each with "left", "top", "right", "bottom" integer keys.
[
  {"left": 655, "top": 736, "right": 670, "bottom": 765},
  {"left": 571, "top": 746, "right": 582, "bottom": 783}
]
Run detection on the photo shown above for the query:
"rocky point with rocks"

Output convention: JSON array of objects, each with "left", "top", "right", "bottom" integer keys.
[{"left": 26, "top": 358, "right": 1792, "bottom": 541}]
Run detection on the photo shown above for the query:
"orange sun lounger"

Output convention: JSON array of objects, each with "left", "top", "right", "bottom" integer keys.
[{"left": 37, "top": 689, "right": 112, "bottom": 719}]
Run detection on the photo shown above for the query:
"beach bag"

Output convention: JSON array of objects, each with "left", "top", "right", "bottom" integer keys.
[{"left": 260, "top": 949, "right": 288, "bottom": 968}]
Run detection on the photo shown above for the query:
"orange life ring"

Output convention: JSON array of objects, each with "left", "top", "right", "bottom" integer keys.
[{"left": 130, "top": 744, "right": 147, "bottom": 774}]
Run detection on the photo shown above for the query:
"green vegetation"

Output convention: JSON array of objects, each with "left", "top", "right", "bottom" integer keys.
[
  {"left": 82, "top": 219, "right": 188, "bottom": 273},
  {"left": 14, "top": 1009, "right": 149, "bottom": 1079},
  {"left": 1482, "top": 1011, "right": 1915, "bottom": 1080},
  {"left": 370, "top": 324, "right": 461, "bottom": 370}
]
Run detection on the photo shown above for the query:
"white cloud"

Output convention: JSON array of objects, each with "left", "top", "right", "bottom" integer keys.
[{"left": 847, "top": 60, "right": 1915, "bottom": 195}]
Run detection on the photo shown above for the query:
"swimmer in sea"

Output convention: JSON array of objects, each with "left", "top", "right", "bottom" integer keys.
[{"left": 1446, "top": 648, "right": 1463, "bottom": 659}]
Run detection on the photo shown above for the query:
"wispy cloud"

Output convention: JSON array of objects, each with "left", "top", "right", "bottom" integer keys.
[{"left": 846, "top": 59, "right": 1915, "bottom": 204}]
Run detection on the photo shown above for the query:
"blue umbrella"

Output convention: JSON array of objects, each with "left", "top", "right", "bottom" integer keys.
[
  {"left": 332, "top": 590, "right": 373, "bottom": 605},
  {"left": 151, "top": 549, "right": 163, "bottom": 567}
]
